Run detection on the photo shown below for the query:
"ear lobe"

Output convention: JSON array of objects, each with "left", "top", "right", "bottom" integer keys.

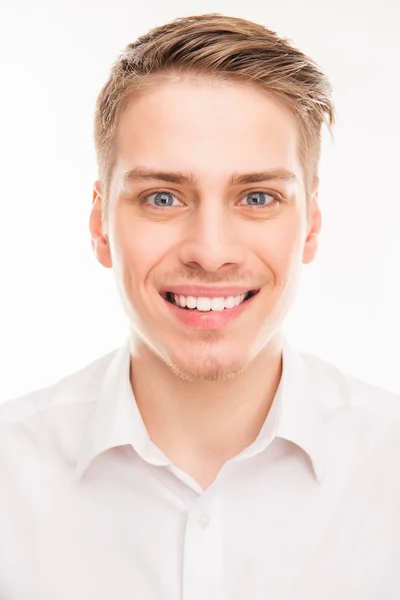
[
  {"left": 302, "top": 185, "right": 322, "bottom": 265},
  {"left": 89, "top": 181, "right": 112, "bottom": 269}
]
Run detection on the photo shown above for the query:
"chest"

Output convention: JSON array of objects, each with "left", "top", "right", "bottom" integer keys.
[{"left": 1, "top": 455, "right": 398, "bottom": 600}]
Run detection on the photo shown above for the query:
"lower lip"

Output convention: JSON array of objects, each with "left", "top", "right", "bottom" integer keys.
[{"left": 161, "top": 293, "right": 259, "bottom": 330}]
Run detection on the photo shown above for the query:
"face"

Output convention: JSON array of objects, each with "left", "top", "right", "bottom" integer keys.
[{"left": 90, "top": 78, "right": 321, "bottom": 381}]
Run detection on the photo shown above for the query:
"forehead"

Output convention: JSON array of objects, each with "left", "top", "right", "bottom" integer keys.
[{"left": 114, "top": 78, "right": 303, "bottom": 187}]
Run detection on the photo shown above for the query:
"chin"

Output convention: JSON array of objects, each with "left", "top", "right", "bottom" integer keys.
[{"left": 162, "top": 347, "right": 250, "bottom": 383}]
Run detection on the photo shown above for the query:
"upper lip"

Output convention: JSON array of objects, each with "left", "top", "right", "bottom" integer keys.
[{"left": 160, "top": 286, "right": 259, "bottom": 298}]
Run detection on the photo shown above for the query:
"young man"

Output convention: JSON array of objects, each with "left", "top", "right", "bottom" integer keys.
[{"left": 1, "top": 13, "right": 399, "bottom": 600}]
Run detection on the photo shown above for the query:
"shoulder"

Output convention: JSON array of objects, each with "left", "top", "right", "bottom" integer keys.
[
  {"left": 299, "top": 351, "right": 400, "bottom": 483},
  {"left": 0, "top": 347, "right": 119, "bottom": 426},
  {"left": 300, "top": 350, "right": 400, "bottom": 421}
]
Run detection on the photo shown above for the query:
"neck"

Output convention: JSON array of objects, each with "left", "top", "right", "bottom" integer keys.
[{"left": 129, "top": 333, "right": 283, "bottom": 478}]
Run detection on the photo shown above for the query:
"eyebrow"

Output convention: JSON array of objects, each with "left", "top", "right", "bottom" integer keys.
[{"left": 122, "top": 166, "right": 298, "bottom": 187}]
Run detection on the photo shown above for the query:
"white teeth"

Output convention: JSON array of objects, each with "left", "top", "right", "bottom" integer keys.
[
  {"left": 186, "top": 296, "right": 197, "bottom": 309},
  {"left": 197, "top": 297, "right": 212, "bottom": 311},
  {"left": 225, "top": 296, "right": 235, "bottom": 309},
  {"left": 171, "top": 292, "right": 250, "bottom": 311},
  {"left": 210, "top": 298, "right": 226, "bottom": 312}
]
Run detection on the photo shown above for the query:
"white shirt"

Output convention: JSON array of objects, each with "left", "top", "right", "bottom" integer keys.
[{"left": 1, "top": 338, "right": 400, "bottom": 600}]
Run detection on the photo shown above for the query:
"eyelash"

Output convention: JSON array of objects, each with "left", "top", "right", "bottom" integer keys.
[{"left": 138, "top": 190, "right": 283, "bottom": 211}]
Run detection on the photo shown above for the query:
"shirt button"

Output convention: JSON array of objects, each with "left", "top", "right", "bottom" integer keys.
[{"left": 200, "top": 511, "right": 211, "bottom": 529}]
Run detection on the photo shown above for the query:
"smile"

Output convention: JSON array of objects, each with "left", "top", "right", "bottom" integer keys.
[{"left": 161, "top": 290, "right": 260, "bottom": 312}]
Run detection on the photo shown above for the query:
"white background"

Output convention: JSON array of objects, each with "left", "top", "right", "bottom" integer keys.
[{"left": 0, "top": 0, "right": 399, "bottom": 401}]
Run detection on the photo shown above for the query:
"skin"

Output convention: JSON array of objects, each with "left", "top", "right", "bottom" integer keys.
[{"left": 89, "top": 77, "right": 321, "bottom": 490}]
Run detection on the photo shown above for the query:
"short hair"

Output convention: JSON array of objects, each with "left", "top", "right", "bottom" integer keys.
[{"left": 94, "top": 13, "right": 335, "bottom": 208}]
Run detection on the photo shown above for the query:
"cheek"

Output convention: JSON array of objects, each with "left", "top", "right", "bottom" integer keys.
[
  {"left": 254, "top": 219, "right": 304, "bottom": 276},
  {"left": 111, "top": 216, "right": 173, "bottom": 283}
]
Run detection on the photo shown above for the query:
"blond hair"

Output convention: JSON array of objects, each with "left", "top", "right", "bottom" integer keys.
[{"left": 94, "top": 13, "right": 335, "bottom": 206}]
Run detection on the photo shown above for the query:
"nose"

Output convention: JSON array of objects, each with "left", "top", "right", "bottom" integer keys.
[{"left": 178, "top": 201, "right": 245, "bottom": 272}]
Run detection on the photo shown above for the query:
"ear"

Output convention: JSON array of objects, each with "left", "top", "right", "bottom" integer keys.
[
  {"left": 89, "top": 180, "right": 112, "bottom": 268},
  {"left": 302, "top": 178, "right": 322, "bottom": 265}
]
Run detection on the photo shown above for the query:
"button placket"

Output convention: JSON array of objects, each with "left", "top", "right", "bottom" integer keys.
[
  {"left": 182, "top": 495, "right": 223, "bottom": 600},
  {"left": 200, "top": 511, "right": 211, "bottom": 529}
]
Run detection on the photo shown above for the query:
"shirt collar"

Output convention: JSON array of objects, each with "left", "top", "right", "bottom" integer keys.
[
  {"left": 76, "top": 340, "right": 170, "bottom": 480},
  {"left": 273, "top": 336, "right": 326, "bottom": 482},
  {"left": 76, "top": 336, "right": 326, "bottom": 483}
]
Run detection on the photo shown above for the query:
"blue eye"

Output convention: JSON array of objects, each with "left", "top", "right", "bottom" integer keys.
[
  {"left": 147, "top": 191, "right": 179, "bottom": 207},
  {"left": 241, "top": 191, "right": 277, "bottom": 207}
]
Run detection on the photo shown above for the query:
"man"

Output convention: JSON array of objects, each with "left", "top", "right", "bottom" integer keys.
[{"left": 1, "top": 12, "right": 399, "bottom": 600}]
